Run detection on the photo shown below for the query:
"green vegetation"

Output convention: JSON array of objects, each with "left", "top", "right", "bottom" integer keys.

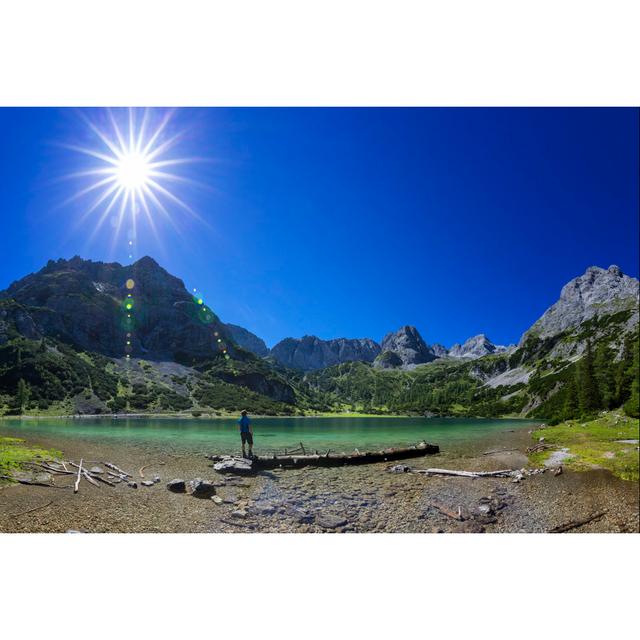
[
  {"left": 0, "top": 294, "right": 637, "bottom": 420},
  {"left": 0, "top": 436, "right": 61, "bottom": 479},
  {"left": 529, "top": 411, "right": 639, "bottom": 481}
]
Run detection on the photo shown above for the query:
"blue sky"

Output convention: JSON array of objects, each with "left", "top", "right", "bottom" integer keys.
[{"left": 0, "top": 108, "right": 638, "bottom": 348}]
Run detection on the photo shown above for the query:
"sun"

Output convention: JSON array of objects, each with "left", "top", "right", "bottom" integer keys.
[
  {"left": 62, "top": 108, "right": 201, "bottom": 252},
  {"left": 115, "top": 151, "right": 151, "bottom": 191}
]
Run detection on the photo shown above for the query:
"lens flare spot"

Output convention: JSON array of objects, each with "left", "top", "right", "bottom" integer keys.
[
  {"left": 126, "top": 279, "right": 135, "bottom": 289},
  {"left": 197, "top": 298, "right": 203, "bottom": 305}
]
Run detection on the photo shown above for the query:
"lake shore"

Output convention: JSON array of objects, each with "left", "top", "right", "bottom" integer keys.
[{"left": 1, "top": 425, "right": 637, "bottom": 533}]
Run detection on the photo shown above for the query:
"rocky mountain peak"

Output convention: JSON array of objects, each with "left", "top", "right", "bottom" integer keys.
[
  {"left": 449, "top": 334, "right": 500, "bottom": 359},
  {"left": 521, "top": 264, "right": 639, "bottom": 343},
  {"left": 269, "top": 335, "right": 381, "bottom": 370},
  {"left": 377, "top": 325, "right": 436, "bottom": 367}
]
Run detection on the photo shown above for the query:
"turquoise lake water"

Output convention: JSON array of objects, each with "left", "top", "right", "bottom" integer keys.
[{"left": 0, "top": 416, "right": 541, "bottom": 457}]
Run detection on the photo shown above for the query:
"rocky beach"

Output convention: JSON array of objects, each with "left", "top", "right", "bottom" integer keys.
[{"left": 2, "top": 426, "right": 637, "bottom": 534}]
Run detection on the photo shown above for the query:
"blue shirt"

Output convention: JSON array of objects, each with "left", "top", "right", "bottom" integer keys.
[{"left": 238, "top": 415, "right": 251, "bottom": 432}]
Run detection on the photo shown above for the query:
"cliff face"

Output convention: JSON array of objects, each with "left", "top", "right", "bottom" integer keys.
[
  {"left": 1, "top": 256, "right": 234, "bottom": 361},
  {"left": 270, "top": 335, "right": 381, "bottom": 370},
  {"left": 224, "top": 323, "right": 269, "bottom": 357},
  {"left": 374, "top": 325, "right": 436, "bottom": 368},
  {"left": 521, "top": 265, "right": 639, "bottom": 343}
]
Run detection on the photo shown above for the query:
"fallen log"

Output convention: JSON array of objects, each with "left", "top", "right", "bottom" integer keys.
[
  {"left": 209, "top": 442, "right": 440, "bottom": 472},
  {"left": 9, "top": 500, "right": 55, "bottom": 518},
  {"left": 74, "top": 459, "right": 83, "bottom": 494},
  {"left": 549, "top": 510, "right": 607, "bottom": 533},
  {"left": 414, "top": 468, "right": 514, "bottom": 478},
  {"left": 429, "top": 501, "right": 464, "bottom": 521}
]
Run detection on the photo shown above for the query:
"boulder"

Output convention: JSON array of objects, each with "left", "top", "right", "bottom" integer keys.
[
  {"left": 189, "top": 478, "right": 216, "bottom": 498},
  {"left": 167, "top": 479, "right": 186, "bottom": 493}
]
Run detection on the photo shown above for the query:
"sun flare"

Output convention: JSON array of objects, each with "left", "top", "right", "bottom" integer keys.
[{"left": 62, "top": 108, "right": 200, "bottom": 252}]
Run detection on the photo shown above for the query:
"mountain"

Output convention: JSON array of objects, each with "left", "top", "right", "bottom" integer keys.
[
  {"left": 1, "top": 259, "right": 637, "bottom": 420},
  {"left": 270, "top": 335, "right": 380, "bottom": 370},
  {"left": 521, "top": 265, "right": 638, "bottom": 343},
  {"left": 0, "top": 256, "right": 236, "bottom": 363},
  {"left": 0, "top": 256, "right": 326, "bottom": 416},
  {"left": 307, "top": 265, "right": 639, "bottom": 420},
  {"left": 224, "top": 323, "right": 269, "bottom": 357},
  {"left": 374, "top": 325, "right": 436, "bottom": 368},
  {"left": 448, "top": 334, "right": 511, "bottom": 360}
]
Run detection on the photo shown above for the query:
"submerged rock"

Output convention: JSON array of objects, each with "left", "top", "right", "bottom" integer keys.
[
  {"left": 317, "top": 513, "right": 347, "bottom": 529},
  {"left": 90, "top": 466, "right": 104, "bottom": 475}
]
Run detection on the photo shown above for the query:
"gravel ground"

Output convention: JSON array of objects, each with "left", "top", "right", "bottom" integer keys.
[{"left": 1, "top": 431, "right": 638, "bottom": 534}]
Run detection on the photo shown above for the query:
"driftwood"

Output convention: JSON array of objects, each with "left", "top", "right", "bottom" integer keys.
[
  {"left": 429, "top": 501, "right": 464, "bottom": 521},
  {"left": 9, "top": 501, "right": 55, "bottom": 518},
  {"left": 138, "top": 463, "right": 161, "bottom": 478},
  {"left": 0, "top": 475, "right": 65, "bottom": 488},
  {"left": 209, "top": 442, "right": 440, "bottom": 472},
  {"left": 549, "top": 510, "right": 607, "bottom": 533},
  {"left": 107, "top": 471, "right": 128, "bottom": 481},
  {"left": 414, "top": 468, "right": 514, "bottom": 478},
  {"left": 482, "top": 448, "right": 520, "bottom": 456},
  {"left": 74, "top": 458, "right": 83, "bottom": 493},
  {"left": 82, "top": 470, "right": 100, "bottom": 488},
  {"left": 67, "top": 461, "right": 115, "bottom": 487},
  {"left": 527, "top": 443, "right": 552, "bottom": 454},
  {"left": 104, "top": 462, "right": 132, "bottom": 477},
  {"left": 38, "top": 463, "right": 74, "bottom": 475}
]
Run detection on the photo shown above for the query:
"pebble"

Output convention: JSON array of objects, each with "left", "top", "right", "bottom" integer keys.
[
  {"left": 211, "top": 496, "right": 223, "bottom": 504},
  {"left": 127, "top": 481, "right": 138, "bottom": 489},
  {"left": 141, "top": 480, "right": 155, "bottom": 487},
  {"left": 231, "top": 509, "right": 248, "bottom": 519},
  {"left": 90, "top": 466, "right": 104, "bottom": 475}
]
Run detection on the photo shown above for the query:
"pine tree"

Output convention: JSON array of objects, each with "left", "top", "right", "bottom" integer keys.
[
  {"left": 17, "top": 378, "right": 30, "bottom": 413},
  {"left": 623, "top": 344, "right": 639, "bottom": 418},
  {"left": 578, "top": 339, "right": 601, "bottom": 415},
  {"left": 594, "top": 343, "right": 615, "bottom": 409},
  {"left": 562, "top": 375, "right": 579, "bottom": 420}
]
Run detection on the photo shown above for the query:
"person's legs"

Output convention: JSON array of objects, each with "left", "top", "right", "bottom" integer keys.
[
  {"left": 241, "top": 432, "right": 247, "bottom": 457},
  {"left": 248, "top": 432, "right": 253, "bottom": 457}
]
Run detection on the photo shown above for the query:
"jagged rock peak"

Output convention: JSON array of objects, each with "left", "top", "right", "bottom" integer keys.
[
  {"left": 270, "top": 335, "right": 381, "bottom": 370},
  {"left": 449, "top": 334, "right": 501, "bottom": 359},
  {"left": 378, "top": 325, "right": 436, "bottom": 367},
  {"left": 521, "top": 264, "right": 639, "bottom": 342}
]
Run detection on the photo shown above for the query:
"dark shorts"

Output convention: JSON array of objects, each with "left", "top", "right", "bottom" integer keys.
[{"left": 241, "top": 431, "right": 253, "bottom": 445}]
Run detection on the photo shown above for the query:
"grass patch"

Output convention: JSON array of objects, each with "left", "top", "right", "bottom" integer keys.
[
  {"left": 530, "top": 410, "right": 639, "bottom": 481},
  {"left": 0, "top": 436, "right": 61, "bottom": 480}
]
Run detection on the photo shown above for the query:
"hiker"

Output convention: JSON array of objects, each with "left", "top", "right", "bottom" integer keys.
[{"left": 238, "top": 410, "right": 253, "bottom": 458}]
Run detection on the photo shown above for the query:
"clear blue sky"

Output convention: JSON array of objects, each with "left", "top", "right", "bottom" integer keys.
[{"left": 0, "top": 108, "right": 638, "bottom": 348}]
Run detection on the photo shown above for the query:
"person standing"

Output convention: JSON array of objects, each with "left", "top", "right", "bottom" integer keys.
[{"left": 238, "top": 409, "right": 253, "bottom": 458}]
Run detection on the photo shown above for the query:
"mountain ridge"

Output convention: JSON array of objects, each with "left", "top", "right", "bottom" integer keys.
[{"left": 1, "top": 257, "right": 637, "bottom": 420}]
